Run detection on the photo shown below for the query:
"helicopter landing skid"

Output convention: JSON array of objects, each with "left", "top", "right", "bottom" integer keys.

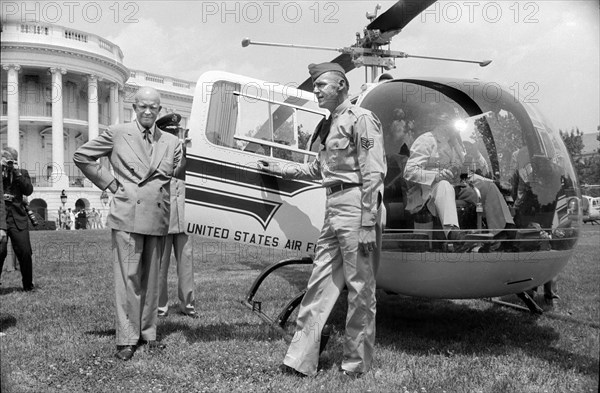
[
  {"left": 488, "top": 292, "right": 544, "bottom": 315},
  {"left": 241, "top": 257, "right": 313, "bottom": 341}
]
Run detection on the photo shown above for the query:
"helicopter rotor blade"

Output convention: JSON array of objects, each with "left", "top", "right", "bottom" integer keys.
[
  {"left": 405, "top": 53, "right": 492, "bottom": 67},
  {"left": 367, "top": 0, "right": 437, "bottom": 34},
  {"left": 275, "top": 1, "right": 444, "bottom": 92}
]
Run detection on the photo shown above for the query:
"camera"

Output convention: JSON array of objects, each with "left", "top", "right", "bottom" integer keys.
[{"left": 27, "top": 208, "right": 39, "bottom": 226}]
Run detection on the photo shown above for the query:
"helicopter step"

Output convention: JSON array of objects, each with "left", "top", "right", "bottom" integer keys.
[
  {"left": 241, "top": 256, "right": 314, "bottom": 341},
  {"left": 241, "top": 256, "right": 335, "bottom": 352}
]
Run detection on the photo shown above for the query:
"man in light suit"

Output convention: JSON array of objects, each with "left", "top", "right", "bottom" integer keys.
[
  {"left": 74, "top": 86, "right": 184, "bottom": 361},
  {"left": 155, "top": 113, "right": 197, "bottom": 319},
  {"left": 404, "top": 114, "right": 514, "bottom": 243}
]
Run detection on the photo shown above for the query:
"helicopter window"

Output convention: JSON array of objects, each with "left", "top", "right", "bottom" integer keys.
[
  {"left": 206, "top": 80, "right": 240, "bottom": 147},
  {"left": 233, "top": 88, "right": 323, "bottom": 163},
  {"left": 360, "top": 80, "right": 579, "bottom": 250},
  {"left": 205, "top": 80, "right": 324, "bottom": 164}
]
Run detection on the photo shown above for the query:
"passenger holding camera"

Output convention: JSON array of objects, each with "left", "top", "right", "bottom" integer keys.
[
  {"left": 404, "top": 115, "right": 514, "bottom": 247},
  {"left": 0, "top": 147, "right": 35, "bottom": 291}
]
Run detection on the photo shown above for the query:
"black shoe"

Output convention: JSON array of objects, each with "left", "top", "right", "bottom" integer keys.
[
  {"left": 278, "top": 364, "right": 306, "bottom": 377},
  {"left": 543, "top": 292, "right": 559, "bottom": 306},
  {"left": 341, "top": 370, "right": 363, "bottom": 379},
  {"left": 544, "top": 292, "right": 560, "bottom": 301},
  {"left": 137, "top": 339, "right": 166, "bottom": 350},
  {"left": 447, "top": 230, "right": 471, "bottom": 252},
  {"left": 493, "top": 224, "right": 517, "bottom": 242},
  {"left": 23, "top": 284, "right": 36, "bottom": 292},
  {"left": 182, "top": 311, "right": 199, "bottom": 319},
  {"left": 115, "top": 345, "right": 136, "bottom": 361}
]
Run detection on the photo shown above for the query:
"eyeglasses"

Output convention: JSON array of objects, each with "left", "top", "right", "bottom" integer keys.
[{"left": 135, "top": 104, "right": 160, "bottom": 113}]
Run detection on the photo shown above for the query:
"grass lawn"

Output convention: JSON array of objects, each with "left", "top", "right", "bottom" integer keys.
[{"left": 1, "top": 225, "right": 598, "bottom": 393}]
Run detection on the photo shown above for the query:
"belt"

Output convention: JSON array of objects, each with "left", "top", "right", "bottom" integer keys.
[{"left": 326, "top": 183, "right": 361, "bottom": 196}]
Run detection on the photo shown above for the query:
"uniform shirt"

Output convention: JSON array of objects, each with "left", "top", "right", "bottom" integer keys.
[{"left": 284, "top": 100, "right": 386, "bottom": 227}]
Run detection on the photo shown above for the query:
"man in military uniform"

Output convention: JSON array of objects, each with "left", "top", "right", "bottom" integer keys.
[
  {"left": 259, "top": 62, "right": 386, "bottom": 377},
  {"left": 155, "top": 113, "right": 198, "bottom": 319}
]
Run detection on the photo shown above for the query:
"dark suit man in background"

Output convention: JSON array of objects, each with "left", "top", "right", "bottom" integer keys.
[
  {"left": 74, "top": 86, "right": 184, "bottom": 361},
  {"left": 155, "top": 113, "right": 197, "bottom": 319},
  {"left": 0, "top": 147, "right": 34, "bottom": 291}
]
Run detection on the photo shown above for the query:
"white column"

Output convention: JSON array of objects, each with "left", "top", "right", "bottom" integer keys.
[
  {"left": 109, "top": 83, "right": 119, "bottom": 125},
  {"left": 118, "top": 88, "right": 125, "bottom": 123},
  {"left": 88, "top": 74, "right": 99, "bottom": 140},
  {"left": 3, "top": 64, "right": 21, "bottom": 155},
  {"left": 49, "top": 67, "right": 68, "bottom": 188}
]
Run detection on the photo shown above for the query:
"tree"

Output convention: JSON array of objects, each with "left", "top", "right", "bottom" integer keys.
[
  {"left": 559, "top": 127, "right": 600, "bottom": 190},
  {"left": 559, "top": 127, "right": 584, "bottom": 159}
]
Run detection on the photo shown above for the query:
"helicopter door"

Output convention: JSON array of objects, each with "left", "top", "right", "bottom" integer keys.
[{"left": 185, "top": 71, "right": 327, "bottom": 254}]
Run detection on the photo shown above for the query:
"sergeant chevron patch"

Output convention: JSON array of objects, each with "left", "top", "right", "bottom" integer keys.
[{"left": 361, "top": 137, "right": 374, "bottom": 150}]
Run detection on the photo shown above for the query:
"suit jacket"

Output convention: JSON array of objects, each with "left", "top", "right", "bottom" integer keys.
[
  {"left": 0, "top": 177, "right": 6, "bottom": 231},
  {"left": 73, "top": 121, "right": 183, "bottom": 236},
  {"left": 404, "top": 132, "right": 466, "bottom": 213},
  {"left": 2, "top": 168, "right": 34, "bottom": 230}
]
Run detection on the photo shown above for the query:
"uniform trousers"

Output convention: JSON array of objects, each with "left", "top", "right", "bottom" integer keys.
[
  {"left": 112, "top": 230, "right": 164, "bottom": 345},
  {"left": 158, "top": 233, "right": 195, "bottom": 314},
  {"left": 284, "top": 187, "right": 381, "bottom": 376},
  {"left": 427, "top": 179, "right": 513, "bottom": 234},
  {"left": 0, "top": 225, "right": 33, "bottom": 290}
]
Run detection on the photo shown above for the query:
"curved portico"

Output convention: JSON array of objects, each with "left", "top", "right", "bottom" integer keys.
[
  {"left": 1, "top": 20, "right": 129, "bottom": 222},
  {"left": 1, "top": 19, "right": 195, "bottom": 226}
]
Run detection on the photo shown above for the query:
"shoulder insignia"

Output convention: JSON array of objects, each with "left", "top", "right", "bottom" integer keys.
[{"left": 361, "top": 137, "right": 375, "bottom": 150}]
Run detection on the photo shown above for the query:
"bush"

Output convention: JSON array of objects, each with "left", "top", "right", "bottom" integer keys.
[{"left": 29, "top": 219, "right": 57, "bottom": 231}]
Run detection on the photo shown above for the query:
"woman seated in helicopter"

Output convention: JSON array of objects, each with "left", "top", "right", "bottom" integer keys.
[
  {"left": 403, "top": 113, "right": 515, "bottom": 248},
  {"left": 509, "top": 145, "right": 559, "bottom": 231}
]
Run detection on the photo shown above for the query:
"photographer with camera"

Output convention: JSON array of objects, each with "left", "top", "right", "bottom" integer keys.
[{"left": 0, "top": 147, "right": 35, "bottom": 291}]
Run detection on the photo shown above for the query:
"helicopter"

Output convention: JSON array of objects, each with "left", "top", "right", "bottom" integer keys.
[{"left": 180, "top": 0, "right": 582, "bottom": 329}]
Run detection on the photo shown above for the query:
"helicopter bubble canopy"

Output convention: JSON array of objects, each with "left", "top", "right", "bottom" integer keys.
[{"left": 358, "top": 77, "right": 580, "bottom": 247}]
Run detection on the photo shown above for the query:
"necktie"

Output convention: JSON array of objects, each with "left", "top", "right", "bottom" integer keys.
[
  {"left": 309, "top": 117, "right": 332, "bottom": 149},
  {"left": 143, "top": 128, "right": 153, "bottom": 155}
]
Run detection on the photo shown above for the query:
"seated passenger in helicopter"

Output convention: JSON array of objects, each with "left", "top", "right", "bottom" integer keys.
[
  {"left": 383, "top": 109, "right": 415, "bottom": 228},
  {"left": 403, "top": 114, "right": 515, "bottom": 245},
  {"left": 510, "top": 146, "right": 558, "bottom": 230}
]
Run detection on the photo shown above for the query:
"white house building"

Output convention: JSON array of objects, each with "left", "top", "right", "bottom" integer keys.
[{"left": 0, "top": 19, "right": 195, "bottom": 226}]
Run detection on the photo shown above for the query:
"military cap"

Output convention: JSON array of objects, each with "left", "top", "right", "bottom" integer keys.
[
  {"left": 156, "top": 113, "right": 182, "bottom": 132},
  {"left": 308, "top": 62, "right": 346, "bottom": 82}
]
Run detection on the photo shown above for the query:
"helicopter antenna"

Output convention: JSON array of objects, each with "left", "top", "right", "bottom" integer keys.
[{"left": 366, "top": 4, "right": 382, "bottom": 22}]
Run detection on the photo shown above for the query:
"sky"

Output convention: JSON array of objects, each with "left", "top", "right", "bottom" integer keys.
[{"left": 4, "top": 0, "right": 599, "bottom": 134}]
